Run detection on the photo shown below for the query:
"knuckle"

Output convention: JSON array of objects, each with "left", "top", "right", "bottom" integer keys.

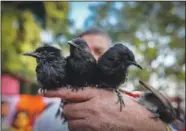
[
  {"left": 68, "top": 122, "right": 77, "bottom": 131},
  {"left": 87, "top": 107, "right": 98, "bottom": 116},
  {"left": 63, "top": 104, "right": 71, "bottom": 114},
  {"left": 86, "top": 99, "right": 100, "bottom": 116}
]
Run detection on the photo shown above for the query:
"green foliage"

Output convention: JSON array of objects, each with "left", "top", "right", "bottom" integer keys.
[
  {"left": 2, "top": 2, "right": 71, "bottom": 80},
  {"left": 44, "top": 2, "right": 71, "bottom": 38},
  {"left": 2, "top": 8, "right": 40, "bottom": 79},
  {"left": 84, "top": 2, "right": 185, "bottom": 90}
]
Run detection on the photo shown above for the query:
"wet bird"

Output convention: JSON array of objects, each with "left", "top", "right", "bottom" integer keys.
[
  {"left": 138, "top": 80, "right": 178, "bottom": 123},
  {"left": 23, "top": 45, "right": 67, "bottom": 119},
  {"left": 97, "top": 44, "right": 142, "bottom": 111},
  {"left": 66, "top": 38, "right": 97, "bottom": 89}
]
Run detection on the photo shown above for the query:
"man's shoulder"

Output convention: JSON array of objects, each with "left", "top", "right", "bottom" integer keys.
[{"left": 33, "top": 102, "right": 69, "bottom": 131}]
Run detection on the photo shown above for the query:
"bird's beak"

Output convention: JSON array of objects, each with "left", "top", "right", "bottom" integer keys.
[
  {"left": 128, "top": 61, "right": 143, "bottom": 70},
  {"left": 68, "top": 41, "right": 79, "bottom": 48},
  {"left": 23, "top": 51, "right": 39, "bottom": 58}
]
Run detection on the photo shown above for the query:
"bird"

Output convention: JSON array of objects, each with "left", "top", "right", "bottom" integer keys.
[
  {"left": 23, "top": 45, "right": 67, "bottom": 120},
  {"left": 66, "top": 38, "right": 97, "bottom": 90},
  {"left": 138, "top": 80, "right": 178, "bottom": 123},
  {"left": 97, "top": 43, "right": 142, "bottom": 111}
]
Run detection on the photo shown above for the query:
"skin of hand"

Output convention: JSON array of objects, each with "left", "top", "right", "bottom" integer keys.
[{"left": 42, "top": 87, "right": 167, "bottom": 131}]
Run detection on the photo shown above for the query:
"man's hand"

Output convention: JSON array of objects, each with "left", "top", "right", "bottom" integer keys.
[{"left": 43, "top": 87, "right": 166, "bottom": 131}]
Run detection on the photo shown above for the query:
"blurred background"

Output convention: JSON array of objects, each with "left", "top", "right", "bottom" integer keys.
[{"left": 1, "top": 1, "right": 185, "bottom": 131}]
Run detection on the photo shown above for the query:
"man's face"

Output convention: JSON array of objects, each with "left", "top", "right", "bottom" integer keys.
[{"left": 81, "top": 34, "right": 110, "bottom": 60}]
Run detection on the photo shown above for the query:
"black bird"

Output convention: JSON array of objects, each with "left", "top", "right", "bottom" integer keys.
[
  {"left": 97, "top": 44, "right": 142, "bottom": 111},
  {"left": 23, "top": 45, "right": 67, "bottom": 119},
  {"left": 66, "top": 38, "right": 97, "bottom": 89},
  {"left": 138, "top": 80, "right": 178, "bottom": 123}
]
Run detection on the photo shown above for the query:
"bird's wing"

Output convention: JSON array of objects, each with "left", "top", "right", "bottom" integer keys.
[{"left": 98, "top": 47, "right": 121, "bottom": 69}]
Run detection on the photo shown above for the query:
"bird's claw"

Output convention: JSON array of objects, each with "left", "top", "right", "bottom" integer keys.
[
  {"left": 55, "top": 99, "right": 68, "bottom": 124},
  {"left": 95, "top": 85, "right": 99, "bottom": 88},
  {"left": 55, "top": 99, "right": 64, "bottom": 118},
  {"left": 55, "top": 108, "right": 61, "bottom": 118},
  {"left": 66, "top": 85, "right": 71, "bottom": 89},
  {"left": 71, "top": 87, "right": 79, "bottom": 92},
  {"left": 56, "top": 107, "right": 67, "bottom": 124},
  {"left": 61, "top": 112, "right": 67, "bottom": 124},
  {"left": 38, "top": 88, "right": 41, "bottom": 94},
  {"left": 115, "top": 89, "right": 125, "bottom": 111},
  {"left": 38, "top": 88, "right": 47, "bottom": 95}
]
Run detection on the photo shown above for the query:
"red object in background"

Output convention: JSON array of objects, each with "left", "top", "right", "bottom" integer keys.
[{"left": 2, "top": 74, "right": 20, "bottom": 95}]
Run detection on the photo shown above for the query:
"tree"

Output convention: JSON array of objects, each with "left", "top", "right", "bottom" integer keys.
[
  {"left": 2, "top": 2, "right": 73, "bottom": 80},
  {"left": 84, "top": 2, "right": 185, "bottom": 97}
]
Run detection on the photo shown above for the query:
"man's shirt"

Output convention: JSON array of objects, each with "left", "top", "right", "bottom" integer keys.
[{"left": 33, "top": 101, "right": 69, "bottom": 131}]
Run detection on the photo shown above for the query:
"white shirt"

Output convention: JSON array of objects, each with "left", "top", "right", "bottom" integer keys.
[{"left": 33, "top": 101, "right": 69, "bottom": 131}]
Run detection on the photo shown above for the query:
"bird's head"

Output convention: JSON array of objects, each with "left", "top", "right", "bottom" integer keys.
[
  {"left": 23, "top": 45, "right": 61, "bottom": 62},
  {"left": 68, "top": 38, "right": 90, "bottom": 55},
  {"left": 116, "top": 44, "right": 142, "bottom": 70}
]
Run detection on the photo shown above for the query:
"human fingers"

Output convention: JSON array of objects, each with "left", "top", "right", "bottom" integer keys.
[{"left": 42, "top": 87, "right": 98, "bottom": 102}]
